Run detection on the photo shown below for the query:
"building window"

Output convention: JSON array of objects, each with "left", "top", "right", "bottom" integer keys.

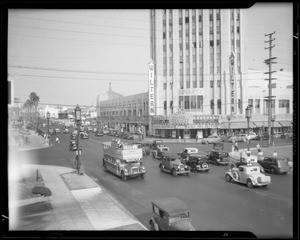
[
  {"left": 217, "top": 80, "right": 221, "bottom": 87},
  {"left": 164, "top": 101, "right": 167, "bottom": 110},
  {"left": 279, "top": 99, "right": 290, "bottom": 113},
  {"left": 179, "top": 96, "right": 184, "bottom": 109},
  {"left": 184, "top": 96, "right": 190, "bottom": 109},
  {"left": 210, "top": 100, "right": 214, "bottom": 114},
  {"left": 210, "top": 40, "right": 214, "bottom": 47},
  {"left": 237, "top": 26, "right": 240, "bottom": 34},
  {"left": 217, "top": 99, "right": 221, "bottom": 114},
  {"left": 197, "top": 95, "right": 203, "bottom": 111},
  {"left": 210, "top": 80, "right": 213, "bottom": 88},
  {"left": 255, "top": 99, "right": 260, "bottom": 114},
  {"left": 199, "top": 15, "right": 202, "bottom": 22},
  {"left": 189, "top": 95, "right": 195, "bottom": 109}
]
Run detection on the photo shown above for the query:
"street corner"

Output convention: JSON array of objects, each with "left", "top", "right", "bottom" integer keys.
[{"left": 60, "top": 171, "right": 101, "bottom": 191}]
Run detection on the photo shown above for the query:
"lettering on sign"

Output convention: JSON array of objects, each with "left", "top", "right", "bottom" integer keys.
[{"left": 148, "top": 61, "right": 155, "bottom": 116}]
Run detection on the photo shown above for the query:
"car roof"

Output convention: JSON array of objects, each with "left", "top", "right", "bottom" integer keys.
[
  {"left": 188, "top": 153, "right": 208, "bottom": 158},
  {"left": 152, "top": 197, "right": 189, "bottom": 215}
]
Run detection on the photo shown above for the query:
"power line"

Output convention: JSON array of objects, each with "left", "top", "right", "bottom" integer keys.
[
  {"left": 11, "top": 24, "right": 148, "bottom": 39},
  {"left": 11, "top": 15, "right": 150, "bottom": 31}
]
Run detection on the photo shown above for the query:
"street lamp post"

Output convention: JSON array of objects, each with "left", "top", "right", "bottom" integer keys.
[
  {"left": 245, "top": 106, "right": 252, "bottom": 151},
  {"left": 74, "top": 104, "right": 82, "bottom": 175},
  {"left": 47, "top": 111, "right": 50, "bottom": 146}
]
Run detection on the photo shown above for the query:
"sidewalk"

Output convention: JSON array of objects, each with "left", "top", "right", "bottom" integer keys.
[
  {"left": 8, "top": 128, "right": 148, "bottom": 231},
  {"left": 9, "top": 164, "right": 147, "bottom": 230}
]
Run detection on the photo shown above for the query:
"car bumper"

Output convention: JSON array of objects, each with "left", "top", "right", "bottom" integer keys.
[
  {"left": 125, "top": 171, "right": 146, "bottom": 177},
  {"left": 196, "top": 165, "right": 209, "bottom": 171},
  {"left": 253, "top": 182, "right": 270, "bottom": 186},
  {"left": 176, "top": 169, "right": 190, "bottom": 175},
  {"left": 216, "top": 160, "right": 229, "bottom": 165}
]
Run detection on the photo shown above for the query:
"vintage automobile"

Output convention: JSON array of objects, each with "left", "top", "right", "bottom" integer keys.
[
  {"left": 122, "top": 132, "right": 134, "bottom": 140},
  {"left": 159, "top": 152, "right": 190, "bottom": 176},
  {"left": 49, "top": 129, "right": 55, "bottom": 135},
  {"left": 63, "top": 128, "right": 70, "bottom": 134},
  {"left": 207, "top": 150, "right": 230, "bottom": 165},
  {"left": 257, "top": 156, "right": 289, "bottom": 174},
  {"left": 95, "top": 130, "right": 104, "bottom": 137},
  {"left": 69, "top": 140, "right": 78, "bottom": 151},
  {"left": 152, "top": 144, "right": 170, "bottom": 159},
  {"left": 228, "top": 134, "right": 247, "bottom": 143},
  {"left": 133, "top": 142, "right": 151, "bottom": 156},
  {"left": 55, "top": 128, "right": 61, "bottom": 134},
  {"left": 225, "top": 165, "right": 271, "bottom": 188},
  {"left": 177, "top": 147, "right": 199, "bottom": 160},
  {"left": 149, "top": 197, "right": 195, "bottom": 231},
  {"left": 201, "top": 135, "right": 221, "bottom": 144},
  {"left": 150, "top": 140, "right": 164, "bottom": 149},
  {"left": 182, "top": 154, "right": 210, "bottom": 172},
  {"left": 80, "top": 132, "right": 89, "bottom": 139}
]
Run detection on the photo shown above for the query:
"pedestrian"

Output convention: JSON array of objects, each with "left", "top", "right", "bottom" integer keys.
[
  {"left": 273, "top": 151, "right": 277, "bottom": 157},
  {"left": 55, "top": 137, "right": 60, "bottom": 144},
  {"left": 256, "top": 143, "right": 261, "bottom": 153},
  {"left": 234, "top": 141, "right": 239, "bottom": 151}
]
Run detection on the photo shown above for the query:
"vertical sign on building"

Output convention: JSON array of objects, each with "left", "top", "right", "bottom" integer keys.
[
  {"left": 229, "top": 52, "right": 236, "bottom": 114},
  {"left": 148, "top": 60, "right": 155, "bottom": 116}
]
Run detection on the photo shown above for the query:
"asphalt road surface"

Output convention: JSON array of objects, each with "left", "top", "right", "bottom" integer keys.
[{"left": 23, "top": 129, "right": 293, "bottom": 238}]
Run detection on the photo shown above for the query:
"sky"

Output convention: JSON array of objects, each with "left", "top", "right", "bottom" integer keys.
[{"left": 7, "top": 3, "right": 294, "bottom": 107}]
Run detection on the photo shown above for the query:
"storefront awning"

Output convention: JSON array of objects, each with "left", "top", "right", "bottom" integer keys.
[
  {"left": 279, "top": 121, "right": 293, "bottom": 127},
  {"left": 273, "top": 122, "right": 282, "bottom": 128},
  {"left": 230, "top": 122, "right": 248, "bottom": 129},
  {"left": 253, "top": 121, "right": 268, "bottom": 128}
]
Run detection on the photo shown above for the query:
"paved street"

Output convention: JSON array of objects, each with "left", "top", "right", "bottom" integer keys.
[{"left": 22, "top": 127, "right": 294, "bottom": 238}]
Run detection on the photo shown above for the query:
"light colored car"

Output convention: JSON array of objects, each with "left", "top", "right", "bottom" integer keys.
[
  {"left": 247, "top": 132, "right": 257, "bottom": 140},
  {"left": 225, "top": 165, "right": 271, "bottom": 188},
  {"left": 228, "top": 134, "right": 247, "bottom": 143},
  {"left": 201, "top": 135, "right": 220, "bottom": 144}
]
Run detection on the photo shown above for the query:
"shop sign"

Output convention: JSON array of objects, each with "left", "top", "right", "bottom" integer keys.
[
  {"left": 229, "top": 52, "right": 236, "bottom": 114},
  {"left": 148, "top": 61, "right": 155, "bottom": 116}
]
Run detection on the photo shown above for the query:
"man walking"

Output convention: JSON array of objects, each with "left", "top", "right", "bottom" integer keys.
[{"left": 234, "top": 141, "right": 239, "bottom": 152}]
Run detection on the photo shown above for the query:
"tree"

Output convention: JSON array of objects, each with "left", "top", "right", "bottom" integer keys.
[{"left": 29, "top": 92, "right": 40, "bottom": 116}]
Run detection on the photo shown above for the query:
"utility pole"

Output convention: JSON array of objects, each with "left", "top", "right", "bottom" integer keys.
[{"left": 264, "top": 31, "right": 277, "bottom": 147}]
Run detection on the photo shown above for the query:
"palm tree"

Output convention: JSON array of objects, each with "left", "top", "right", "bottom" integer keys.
[{"left": 29, "top": 92, "right": 40, "bottom": 116}]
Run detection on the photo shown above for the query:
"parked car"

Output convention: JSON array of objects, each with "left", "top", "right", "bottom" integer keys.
[
  {"left": 69, "top": 140, "right": 77, "bottom": 151},
  {"left": 247, "top": 132, "right": 257, "bottom": 140},
  {"left": 123, "top": 132, "right": 134, "bottom": 140},
  {"left": 282, "top": 131, "right": 293, "bottom": 139},
  {"left": 182, "top": 154, "right": 210, "bottom": 172},
  {"left": 49, "top": 129, "right": 55, "bottom": 135},
  {"left": 258, "top": 156, "right": 289, "bottom": 174},
  {"left": 80, "top": 132, "right": 89, "bottom": 139},
  {"left": 152, "top": 145, "right": 170, "bottom": 159},
  {"left": 207, "top": 150, "right": 230, "bottom": 165},
  {"left": 201, "top": 135, "right": 220, "bottom": 144},
  {"left": 225, "top": 165, "right": 271, "bottom": 188},
  {"left": 228, "top": 134, "right": 247, "bottom": 143},
  {"left": 63, "top": 128, "right": 70, "bottom": 134},
  {"left": 95, "top": 130, "right": 104, "bottom": 137},
  {"left": 133, "top": 142, "right": 151, "bottom": 156},
  {"left": 149, "top": 197, "right": 195, "bottom": 231},
  {"left": 177, "top": 147, "right": 199, "bottom": 160},
  {"left": 150, "top": 140, "right": 164, "bottom": 149},
  {"left": 103, "top": 129, "right": 109, "bottom": 135},
  {"left": 55, "top": 128, "right": 61, "bottom": 134},
  {"left": 159, "top": 152, "right": 190, "bottom": 177}
]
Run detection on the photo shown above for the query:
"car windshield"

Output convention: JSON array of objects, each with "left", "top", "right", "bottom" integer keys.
[{"left": 169, "top": 212, "right": 189, "bottom": 223}]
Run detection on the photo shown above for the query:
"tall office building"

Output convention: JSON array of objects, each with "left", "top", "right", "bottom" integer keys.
[
  {"left": 149, "top": 9, "right": 251, "bottom": 138},
  {"left": 150, "top": 9, "right": 248, "bottom": 116}
]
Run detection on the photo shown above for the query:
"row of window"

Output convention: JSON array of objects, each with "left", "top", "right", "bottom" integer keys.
[{"left": 101, "top": 108, "right": 146, "bottom": 117}]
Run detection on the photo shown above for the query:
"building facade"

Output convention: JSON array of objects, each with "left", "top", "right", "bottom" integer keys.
[
  {"left": 98, "top": 92, "right": 149, "bottom": 135},
  {"left": 149, "top": 9, "right": 292, "bottom": 138}
]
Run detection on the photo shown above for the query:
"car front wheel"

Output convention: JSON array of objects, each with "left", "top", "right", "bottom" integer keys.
[
  {"left": 172, "top": 168, "right": 177, "bottom": 177},
  {"left": 159, "top": 164, "right": 164, "bottom": 172},
  {"left": 225, "top": 174, "right": 232, "bottom": 182}
]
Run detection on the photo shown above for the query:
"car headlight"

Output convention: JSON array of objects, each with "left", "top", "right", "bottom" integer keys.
[
  {"left": 177, "top": 165, "right": 180, "bottom": 169},
  {"left": 124, "top": 169, "right": 128, "bottom": 173},
  {"left": 217, "top": 159, "right": 220, "bottom": 162}
]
